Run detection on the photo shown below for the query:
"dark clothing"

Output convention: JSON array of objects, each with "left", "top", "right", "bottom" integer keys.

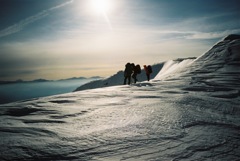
[
  {"left": 132, "top": 65, "right": 140, "bottom": 83},
  {"left": 132, "top": 73, "right": 137, "bottom": 83},
  {"left": 144, "top": 65, "right": 151, "bottom": 81},
  {"left": 146, "top": 73, "right": 150, "bottom": 81},
  {"left": 124, "top": 75, "right": 131, "bottom": 85},
  {"left": 124, "top": 63, "right": 133, "bottom": 85}
]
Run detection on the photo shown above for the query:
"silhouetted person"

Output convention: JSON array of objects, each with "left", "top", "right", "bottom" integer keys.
[
  {"left": 144, "top": 65, "right": 152, "bottom": 81},
  {"left": 124, "top": 62, "right": 133, "bottom": 85},
  {"left": 132, "top": 64, "right": 141, "bottom": 83}
]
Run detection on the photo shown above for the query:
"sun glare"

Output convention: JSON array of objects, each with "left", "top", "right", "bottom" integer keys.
[
  {"left": 89, "top": 0, "right": 114, "bottom": 30},
  {"left": 91, "top": 0, "right": 111, "bottom": 14}
]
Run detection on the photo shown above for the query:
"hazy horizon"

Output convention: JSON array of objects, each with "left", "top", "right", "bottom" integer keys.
[
  {"left": 0, "top": 75, "right": 103, "bottom": 82},
  {"left": 0, "top": 77, "right": 99, "bottom": 104},
  {"left": 1, "top": 0, "right": 240, "bottom": 81}
]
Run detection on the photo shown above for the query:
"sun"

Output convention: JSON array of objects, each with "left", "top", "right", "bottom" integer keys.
[{"left": 91, "top": 0, "right": 111, "bottom": 14}]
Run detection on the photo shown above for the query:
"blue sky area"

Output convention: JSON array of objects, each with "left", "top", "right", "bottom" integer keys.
[{"left": 0, "top": 0, "right": 240, "bottom": 81}]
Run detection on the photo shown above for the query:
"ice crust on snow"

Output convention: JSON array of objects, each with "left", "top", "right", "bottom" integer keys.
[{"left": 0, "top": 35, "right": 240, "bottom": 161}]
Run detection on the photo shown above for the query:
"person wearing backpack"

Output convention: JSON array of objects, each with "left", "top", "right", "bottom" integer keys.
[
  {"left": 144, "top": 65, "right": 152, "bottom": 81},
  {"left": 123, "top": 62, "right": 133, "bottom": 85},
  {"left": 132, "top": 64, "right": 141, "bottom": 83}
]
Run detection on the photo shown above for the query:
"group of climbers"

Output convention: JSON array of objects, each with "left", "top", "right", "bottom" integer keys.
[{"left": 123, "top": 63, "right": 152, "bottom": 85}]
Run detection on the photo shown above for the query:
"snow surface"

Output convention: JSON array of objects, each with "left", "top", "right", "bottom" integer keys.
[{"left": 0, "top": 35, "right": 240, "bottom": 161}]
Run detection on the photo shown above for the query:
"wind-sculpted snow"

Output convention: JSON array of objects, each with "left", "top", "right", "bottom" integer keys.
[
  {"left": 154, "top": 58, "right": 196, "bottom": 80},
  {"left": 0, "top": 35, "right": 240, "bottom": 161},
  {"left": 183, "top": 35, "right": 240, "bottom": 99}
]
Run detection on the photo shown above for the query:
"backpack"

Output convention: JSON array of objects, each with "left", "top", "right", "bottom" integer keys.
[
  {"left": 147, "top": 65, "right": 152, "bottom": 73},
  {"left": 136, "top": 64, "right": 141, "bottom": 74}
]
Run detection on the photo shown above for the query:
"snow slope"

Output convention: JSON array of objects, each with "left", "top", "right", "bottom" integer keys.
[
  {"left": 154, "top": 58, "right": 195, "bottom": 80},
  {"left": 0, "top": 35, "right": 240, "bottom": 161}
]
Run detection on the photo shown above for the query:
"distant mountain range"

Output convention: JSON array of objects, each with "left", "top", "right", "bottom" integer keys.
[{"left": 0, "top": 76, "right": 103, "bottom": 85}]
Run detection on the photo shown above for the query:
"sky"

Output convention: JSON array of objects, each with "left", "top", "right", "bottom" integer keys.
[{"left": 0, "top": 0, "right": 240, "bottom": 81}]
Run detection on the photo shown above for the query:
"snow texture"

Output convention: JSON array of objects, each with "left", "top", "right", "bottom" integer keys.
[{"left": 0, "top": 35, "right": 240, "bottom": 161}]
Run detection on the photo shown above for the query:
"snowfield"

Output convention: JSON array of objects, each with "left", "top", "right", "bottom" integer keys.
[{"left": 0, "top": 35, "right": 240, "bottom": 161}]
